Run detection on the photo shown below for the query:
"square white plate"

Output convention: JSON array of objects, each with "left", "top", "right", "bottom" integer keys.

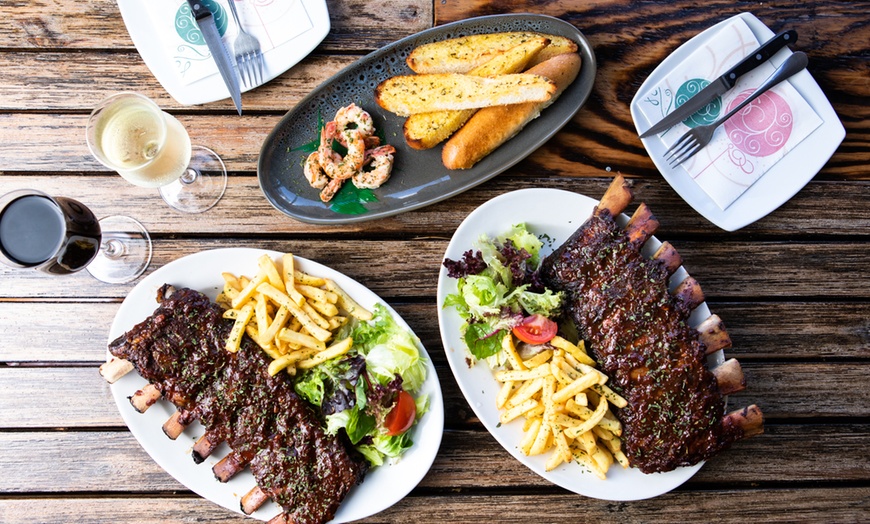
[
  {"left": 117, "top": 0, "right": 330, "bottom": 105},
  {"left": 630, "top": 12, "right": 844, "bottom": 231}
]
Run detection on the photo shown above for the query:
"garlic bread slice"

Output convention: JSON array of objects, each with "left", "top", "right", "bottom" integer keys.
[
  {"left": 403, "top": 37, "right": 550, "bottom": 150},
  {"left": 407, "top": 31, "right": 578, "bottom": 74},
  {"left": 376, "top": 73, "right": 556, "bottom": 117}
]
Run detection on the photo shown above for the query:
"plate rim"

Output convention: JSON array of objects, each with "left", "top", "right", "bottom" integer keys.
[
  {"left": 106, "top": 247, "right": 444, "bottom": 522},
  {"left": 435, "top": 187, "right": 714, "bottom": 501},
  {"left": 116, "top": 0, "right": 331, "bottom": 105},
  {"left": 630, "top": 12, "right": 845, "bottom": 231},
  {"left": 257, "top": 13, "right": 597, "bottom": 225}
]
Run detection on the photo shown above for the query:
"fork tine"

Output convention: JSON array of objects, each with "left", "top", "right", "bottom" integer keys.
[
  {"left": 245, "top": 54, "right": 255, "bottom": 88},
  {"left": 244, "top": 55, "right": 254, "bottom": 88},
  {"left": 669, "top": 142, "right": 702, "bottom": 167},
  {"left": 248, "top": 52, "right": 261, "bottom": 86},
  {"left": 237, "top": 57, "right": 247, "bottom": 88},
  {"left": 255, "top": 53, "right": 264, "bottom": 85},
  {"left": 663, "top": 135, "right": 693, "bottom": 163}
]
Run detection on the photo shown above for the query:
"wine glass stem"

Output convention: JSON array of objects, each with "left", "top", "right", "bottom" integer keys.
[
  {"left": 101, "top": 237, "right": 127, "bottom": 259},
  {"left": 180, "top": 167, "right": 199, "bottom": 185}
]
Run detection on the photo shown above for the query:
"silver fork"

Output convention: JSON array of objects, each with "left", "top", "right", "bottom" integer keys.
[
  {"left": 663, "top": 51, "right": 809, "bottom": 168},
  {"left": 226, "top": 0, "right": 264, "bottom": 89}
]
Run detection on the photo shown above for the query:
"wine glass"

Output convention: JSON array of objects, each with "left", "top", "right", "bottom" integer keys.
[
  {"left": 0, "top": 189, "right": 152, "bottom": 284},
  {"left": 85, "top": 92, "right": 227, "bottom": 214}
]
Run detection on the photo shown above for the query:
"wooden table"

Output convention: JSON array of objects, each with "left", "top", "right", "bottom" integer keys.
[{"left": 1, "top": 1, "right": 868, "bottom": 522}]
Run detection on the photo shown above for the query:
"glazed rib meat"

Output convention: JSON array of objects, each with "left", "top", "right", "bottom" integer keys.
[
  {"left": 108, "top": 285, "right": 366, "bottom": 524},
  {"left": 540, "top": 176, "right": 762, "bottom": 473}
]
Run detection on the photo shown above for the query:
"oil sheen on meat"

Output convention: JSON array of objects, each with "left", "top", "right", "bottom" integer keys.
[
  {"left": 540, "top": 213, "right": 744, "bottom": 474},
  {"left": 108, "top": 286, "right": 366, "bottom": 524}
]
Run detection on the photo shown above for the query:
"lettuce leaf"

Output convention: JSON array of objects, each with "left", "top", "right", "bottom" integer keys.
[{"left": 350, "top": 304, "right": 428, "bottom": 393}]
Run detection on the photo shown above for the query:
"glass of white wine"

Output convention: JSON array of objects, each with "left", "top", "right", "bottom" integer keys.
[
  {"left": 86, "top": 92, "right": 227, "bottom": 213},
  {"left": 0, "top": 189, "right": 152, "bottom": 284}
]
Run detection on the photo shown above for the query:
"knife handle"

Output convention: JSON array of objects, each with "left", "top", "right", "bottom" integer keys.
[
  {"left": 721, "top": 29, "right": 797, "bottom": 88},
  {"left": 186, "top": 0, "right": 212, "bottom": 21}
]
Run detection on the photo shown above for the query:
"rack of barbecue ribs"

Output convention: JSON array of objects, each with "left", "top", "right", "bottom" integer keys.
[
  {"left": 99, "top": 285, "right": 367, "bottom": 524},
  {"left": 539, "top": 175, "right": 763, "bottom": 474}
]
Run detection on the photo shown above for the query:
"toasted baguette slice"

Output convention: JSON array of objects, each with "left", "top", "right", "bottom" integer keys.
[
  {"left": 407, "top": 31, "right": 578, "bottom": 74},
  {"left": 442, "top": 52, "right": 582, "bottom": 170},
  {"left": 530, "top": 38, "right": 582, "bottom": 68},
  {"left": 375, "top": 73, "right": 556, "bottom": 117},
  {"left": 403, "top": 37, "right": 550, "bottom": 150}
]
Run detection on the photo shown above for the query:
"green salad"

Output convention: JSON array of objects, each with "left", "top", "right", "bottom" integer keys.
[
  {"left": 293, "top": 304, "right": 429, "bottom": 466},
  {"left": 442, "top": 224, "right": 564, "bottom": 366}
]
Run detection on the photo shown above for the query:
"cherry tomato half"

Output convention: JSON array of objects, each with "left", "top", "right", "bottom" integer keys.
[
  {"left": 385, "top": 390, "right": 416, "bottom": 436},
  {"left": 512, "top": 314, "right": 558, "bottom": 344}
]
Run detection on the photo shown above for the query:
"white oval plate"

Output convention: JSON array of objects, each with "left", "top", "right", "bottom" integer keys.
[
  {"left": 108, "top": 248, "right": 444, "bottom": 521},
  {"left": 436, "top": 188, "right": 721, "bottom": 501},
  {"left": 630, "top": 12, "right": 845, "bottom": 231}
]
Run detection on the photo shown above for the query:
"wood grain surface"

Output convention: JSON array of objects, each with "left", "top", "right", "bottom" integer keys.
[{"left": 0, "top": 0, "right": 868, "bottom": 522}]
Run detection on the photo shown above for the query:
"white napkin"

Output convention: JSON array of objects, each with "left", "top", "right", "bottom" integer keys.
[
  {"left": 637, "top": 17, "right": 823, "bottom": 210},
  {"left": 143, "top": 0, "right": 314, "bottom": 86}
]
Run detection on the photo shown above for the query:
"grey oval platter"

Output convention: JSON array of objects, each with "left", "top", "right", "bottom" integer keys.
[{"left": 257, "top": 13, "right": 597, "bottom": 225}]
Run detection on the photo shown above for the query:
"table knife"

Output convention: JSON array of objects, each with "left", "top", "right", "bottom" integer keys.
[
  {"left": 639, "top": 29, "right": 797, "bottom": 139},
  {"left": 186, "top": 0, "right": 242, "bottom": 115}
]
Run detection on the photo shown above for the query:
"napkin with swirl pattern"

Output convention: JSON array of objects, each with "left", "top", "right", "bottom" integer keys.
[{"left": 143, "top": 0, "right": 314, "bottom": 87}]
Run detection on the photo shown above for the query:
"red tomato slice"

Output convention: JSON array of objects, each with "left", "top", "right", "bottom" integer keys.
[
  {"left": 512, "top": 314, "right": 557, "bottom": 344},
  {"left": 385, "top": 390, "right": 416, "bottom": 436}
]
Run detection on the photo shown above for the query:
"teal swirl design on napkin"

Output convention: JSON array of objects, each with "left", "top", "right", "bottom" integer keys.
[
  {"left": 638, "top": 17, "right": 823, "bottom": 210},
  {"left": 676, "top": 79, "right": 722, "bottom": 128},
  {"left": 175, "top": 1, "right": 228, "bottom": 44}
]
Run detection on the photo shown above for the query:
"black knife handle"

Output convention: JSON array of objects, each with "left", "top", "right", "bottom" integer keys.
[
  {"left": 721, "top": 29, "right": 797, "bottom": 88},
  {"left": 186, "top": 0, "right": 212, "bottom": 21}
]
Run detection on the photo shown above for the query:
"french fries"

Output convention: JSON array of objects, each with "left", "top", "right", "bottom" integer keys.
[
  {"left": 219, "top": 253, "right": 373, "bottom": 378},
  {"left": 494, "top": 333, "right": 628, "bottom": 478}
]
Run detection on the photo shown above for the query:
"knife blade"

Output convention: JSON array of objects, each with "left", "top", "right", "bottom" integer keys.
[
  {"left": 187, "top": 0, "right": 242, "bottom": 115},
  {"left": 639, "top": 29, "right": 797, "bottom": 139}
]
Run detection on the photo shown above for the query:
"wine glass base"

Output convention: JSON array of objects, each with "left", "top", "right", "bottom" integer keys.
[
  {"left": 87, "top": 215, "right": 152, "bottom": 284},
  {"left": 159, "top": 145, "right": 227, "bottom": 213}
]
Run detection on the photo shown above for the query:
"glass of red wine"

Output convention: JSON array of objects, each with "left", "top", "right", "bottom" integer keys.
[{"left": 0, "top": 189, "right": 152, "bottom": 284}]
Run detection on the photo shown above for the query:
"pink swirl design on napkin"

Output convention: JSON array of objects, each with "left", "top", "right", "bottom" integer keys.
[{"left": 723, "top": 89, "right": 793, "bottom": 158}]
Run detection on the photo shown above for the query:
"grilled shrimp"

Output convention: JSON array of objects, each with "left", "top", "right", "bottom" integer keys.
[
  {"left": 352, "top": 145, "right": 396, "bottom": 189},
  {"left": 332, "top": 103, "right": 375, "bottom": 144},
  {"left": 303, "top": 151, "right": 329, "bottom": 189},
  {"left": 320, "top": 128, "right": 366, "bottom": 181},
  {"left": 319, "top": 176, "right": 345, "bottom": 203}
]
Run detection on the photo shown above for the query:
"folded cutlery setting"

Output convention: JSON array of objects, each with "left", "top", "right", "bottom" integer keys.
[
  {"left": 639, "top": 29, "right": 797, "bottom": 139},
  {"left": 662, "top": 51, "right": 808, "bottom": 167},
  {"left": 186, "top": 0, "right": 266, "bottom": 114},
  {"left": 186, "top": 0, "right": 243, "bottom": 114}
]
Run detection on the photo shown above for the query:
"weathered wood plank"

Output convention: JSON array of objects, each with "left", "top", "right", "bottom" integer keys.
[
  {"left": 0, "top": 54, "right": 356, "bottom": 112},
  {"left": 1, "top": 487, "right": 869, "bottom": 523},
  {"left": 0, "top": 425, "right": 867, "bottom": 495},
  {"left": 712, "top": 302, "right": 870, "bottom": 360},
  {"left": 0, "top": 0, "right": 431, "bottom": 51},
  {"left": 0, "top": 363, "right": 867, "bottom": 429},
  {"left": 0, "top": 175, "right": 868, "bottom": 237},
  {"left": 0, "top": 302, "right": 121, "bottom": 363},
  {"left": 3, "top": 301, "right": 867, "bottom": 363},
  {"left": 1, "top": 237, "right": 869, "bottom": 300}
]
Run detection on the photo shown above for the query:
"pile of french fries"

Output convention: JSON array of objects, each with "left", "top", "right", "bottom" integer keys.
[
  {"left": 216, "top": 253, "right": 373, "bottom": 377},
  {"left": 495, "top": 333, "right": 629, "bottom": 478}
]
